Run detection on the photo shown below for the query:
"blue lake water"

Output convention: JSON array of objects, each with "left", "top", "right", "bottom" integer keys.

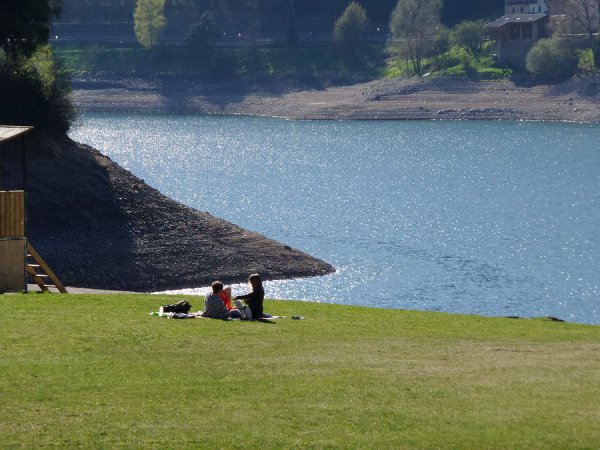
[{"left": 70, "top": 114, "right": 600, "bottom": 324}]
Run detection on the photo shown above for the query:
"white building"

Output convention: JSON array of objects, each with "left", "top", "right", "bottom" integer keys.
[{"left": 505, "top": 0, "right": 549, "bottom": 15}]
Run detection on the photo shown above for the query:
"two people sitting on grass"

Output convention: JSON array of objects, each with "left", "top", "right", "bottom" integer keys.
[
  {"left": 200, "top": 274, "right": 272, "bottom": 320},
  {"left": 201, "top": 281, "right": 241, "bottom": 319}
]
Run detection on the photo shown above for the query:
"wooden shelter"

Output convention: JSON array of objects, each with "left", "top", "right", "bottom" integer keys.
[
  {"left": 0, "top": 126, "right": 66, "bottom": 293},
  {"left": 487, "top": 14, "right": 549, "bottom": 67}
]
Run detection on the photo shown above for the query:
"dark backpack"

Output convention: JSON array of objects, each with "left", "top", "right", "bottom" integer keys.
[{"left": 161, "top": 300, "right": 192, "bottom": 313}]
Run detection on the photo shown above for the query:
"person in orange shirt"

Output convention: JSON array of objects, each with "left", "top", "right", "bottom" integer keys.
[{"left": 218, "top": 286, "right": 233, "bottom": 311}]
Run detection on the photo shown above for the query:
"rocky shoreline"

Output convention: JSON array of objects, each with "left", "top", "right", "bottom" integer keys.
[{"left": 70, "top": 75, "right": 600, "bottom": 123}]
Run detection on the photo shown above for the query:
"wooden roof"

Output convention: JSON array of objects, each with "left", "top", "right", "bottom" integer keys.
[{"left": 0, "top": 126, "right": 33, "bottom": 144}]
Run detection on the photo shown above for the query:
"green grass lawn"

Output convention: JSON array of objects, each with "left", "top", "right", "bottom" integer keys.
[{"left": 1, "top": 294, "right": 599, "bottom": 448}]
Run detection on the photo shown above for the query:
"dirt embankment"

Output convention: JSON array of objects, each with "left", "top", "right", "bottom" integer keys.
[
  {"left": 70, "top": 75, "right": 600, "bottom": 122},
  {"left": 4, "top": 136, "right": 334, "bottom": 292}
]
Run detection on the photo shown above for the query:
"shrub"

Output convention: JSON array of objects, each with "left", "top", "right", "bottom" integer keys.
[
  {"left": 526, "top": 38, "right": 579, "bottom": 81},
  {"left": 0, "top": 47, "right": 74, "bottom": 136}
]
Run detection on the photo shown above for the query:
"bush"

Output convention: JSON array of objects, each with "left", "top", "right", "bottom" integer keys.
[
  {"left": 526, "top": 38, "right": 579, "bottom": 81},
  {"left": 0, "top": 47, "right": 74, "bottom": 136}
]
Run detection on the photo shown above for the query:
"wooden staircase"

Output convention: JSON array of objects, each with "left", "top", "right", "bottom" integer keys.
[{"left": 25, "top": 242, "right": 68, "bottom": 293}]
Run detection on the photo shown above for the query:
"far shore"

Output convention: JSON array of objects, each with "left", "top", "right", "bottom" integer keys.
[{"left": 70, "top": 75, "right": 600, "bottom": 123}]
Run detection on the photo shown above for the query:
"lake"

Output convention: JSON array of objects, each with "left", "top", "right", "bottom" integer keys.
[{"left": 70, "top": 114, "right": 600, "bottom": 324}]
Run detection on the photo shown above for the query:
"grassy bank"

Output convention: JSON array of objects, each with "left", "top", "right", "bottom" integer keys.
[
  {"left": 1, "top": 294, "right": 599, "bottom": 448},
  {"left": 53, "top": 44, "right": 385, "bottom": 80}
]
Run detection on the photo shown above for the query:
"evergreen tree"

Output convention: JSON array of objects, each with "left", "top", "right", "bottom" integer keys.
[{"left": 333, "top": 2, "right": 370, "bottom": 66}]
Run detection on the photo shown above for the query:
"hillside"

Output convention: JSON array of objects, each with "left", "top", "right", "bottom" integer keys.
[{"left": 7, "top": 136, "right": 334, "bottom": 291}]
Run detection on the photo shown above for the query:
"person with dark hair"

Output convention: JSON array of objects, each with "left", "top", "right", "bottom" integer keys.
[
  {"left": 201, "top": 280, "right": 240, "bottom": 319},
  {"left": 233, "top": 273, "right": 271, "bottom": 320}
]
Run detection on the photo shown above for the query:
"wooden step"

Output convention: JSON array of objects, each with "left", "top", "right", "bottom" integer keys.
[{"left": 26, "top": 243, "right": 68, "bottom": 294}]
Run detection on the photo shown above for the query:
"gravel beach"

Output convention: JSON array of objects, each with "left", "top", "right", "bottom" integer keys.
[{"left": 71, "top": 75, "right": 600, "bottom": 122}]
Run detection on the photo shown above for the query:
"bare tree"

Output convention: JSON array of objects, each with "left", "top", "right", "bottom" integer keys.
[
  {"left": 389, "top": 0, "right": 442, "bottom": 75},
  {"left": 551, "top": 0, "right": 599, "bottom": 38}
]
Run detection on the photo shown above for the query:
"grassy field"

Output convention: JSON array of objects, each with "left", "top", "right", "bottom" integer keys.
[{"left": 1, "top": 294, "right": 599, "bottom": 449}]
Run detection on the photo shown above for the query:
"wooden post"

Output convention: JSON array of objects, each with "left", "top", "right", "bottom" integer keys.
[
  {"left": 0, "top": 191, "right": 26, "bottom": 292},
  {"left": 0, "top": 191, "right": 25, "bottom": 238}
]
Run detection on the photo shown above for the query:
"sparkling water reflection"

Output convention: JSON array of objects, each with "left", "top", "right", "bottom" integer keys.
[{"left": 70, "top": 114, "right": 600, "bottom": 324}]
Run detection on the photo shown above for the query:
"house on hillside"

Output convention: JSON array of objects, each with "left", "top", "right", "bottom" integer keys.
[
  {"left": 487, "top": 13, "right": 549, "bottom": 66},
  {"left": 487, "top": 0, "right": 599, "bottom": 66}
]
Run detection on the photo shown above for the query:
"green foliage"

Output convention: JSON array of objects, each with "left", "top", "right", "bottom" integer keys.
[
  {"left": 1, "top": 294, "right": 600, "bottom": 448},
  {"left": 134, "top": 0, "right": 167, "bottom": 49},
  {"left": 0, "top": 0, "right": 62, "bottom": 61},
  {"left": 389, "top": 0, "right": 442, "bottom": 75},
  {"left": 431, "top": 26, "right": 451, "bottom": 57},
  {"left": 427, "top": 25, "right": 451, "bottom": 70},
  {"left": 450, "top": 20, "right": 488, "bottom": 56},
  {"left": 431, "top": 44, "right": 510, "bottom": 79},
  {"left": 333, "top": 2, "right": 370, "bottom": 66},
  {"left": 526, "top": 38, "right": 580, "bottom": 81},
  {"left": 0, "top": 1, "right": 74, "bottom": 136},
  {"left": 0, "top": 46, "right": 74, "bottom": 135}
]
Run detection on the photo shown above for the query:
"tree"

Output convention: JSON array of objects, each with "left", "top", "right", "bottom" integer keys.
[
  {"left": 185, "top": 10, "right": 217, "bottom": 67},
  {"left": 389, "top": 0, "right": 442, "bottom": 75},
  {"left": 450, "top": 20, "right": 488, "bottom": 56},
  {"left": 0, "top": 0, "right": 62, "bottom": 62},
  {"left": 333, "top": 2, "right": 370, "bottom": 65},
  {"left": 428, "top": 25, "right": 451, "bottom": 68},
  {"left": 526, "top": 37, "right": 580, "bottom": 81},
  {"left": 185, "top": 11, "right": 216, "bottom": 49},
  {"left": 0, "top": 1, "right": 74, "bottom": 135},
  {"left": 560, "top": 0, "right": 600, "bottom": 38},
  {"left": 134, "top": 0, "right": 167, "bottom": 49}
]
